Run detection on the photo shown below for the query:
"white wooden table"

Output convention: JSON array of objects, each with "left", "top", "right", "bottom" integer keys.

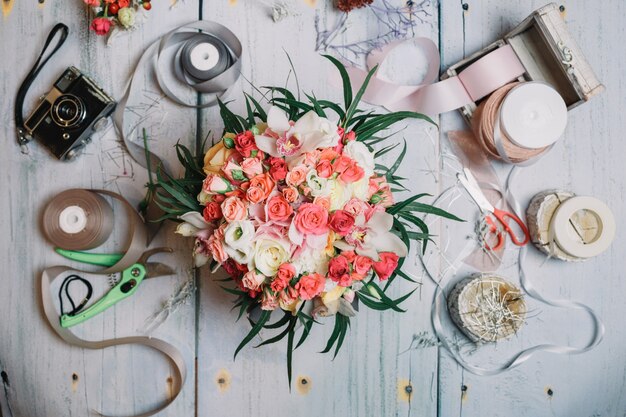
[{"left": 1, "top": 1, "right": 624, "bottom": 416}]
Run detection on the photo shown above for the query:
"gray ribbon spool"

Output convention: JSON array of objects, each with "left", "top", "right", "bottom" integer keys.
[
  {"left": 179, "top": 35, "right": 232, "bottom": 82},
  {"left": 114, "top": 21, "right": 243, "bottom": 174}
]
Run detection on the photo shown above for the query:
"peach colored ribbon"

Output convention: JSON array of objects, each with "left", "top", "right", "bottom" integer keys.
[{"left": 340, "top": 38, "right": 525, "bottom": 116}]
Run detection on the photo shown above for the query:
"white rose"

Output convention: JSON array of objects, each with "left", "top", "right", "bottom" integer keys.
[
  {"left": 344, "top": 141, "right": 375, "bottom": 178},
  {"left": 328, "top": 179, "right": 351, "bottom": 211},
  {"left": 292, "top": 245, "right": 330, "bottom": 276},
  {"left": 252, "top": 238, "right": 291, "bottom": 277},
  {"left": 223, "top": 220, "right": 255, "bottom": 264},
  {"left": 306, "top": 169, "right": 330, "bottom": 197},
  {"left": 349, "top": 177, "right": 369, "bottom": 201}
]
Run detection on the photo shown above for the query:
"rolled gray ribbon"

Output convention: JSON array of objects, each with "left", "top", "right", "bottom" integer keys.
[
  {"left": 40, "top": 189, "right": 186, "bottom": 416},
  {"left": 114, "top": 20, "right": 243, "bottom": 174}
]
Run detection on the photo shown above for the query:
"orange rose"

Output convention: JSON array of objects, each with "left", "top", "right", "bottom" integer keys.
[
  {"left": 221, "top": 196, "right": 247, "bottom": 222},
  {"left": 267, "top": 195, "right": 293, "bottom": 221},
  {"left": 249, "top": 173, "right": 275, "bottom": 201},
  {"left": 203, "top": 141, "right": 235, "bottom": 175},
  {"left": 282, "top": 186, "right": 299, "bottom": 203}
]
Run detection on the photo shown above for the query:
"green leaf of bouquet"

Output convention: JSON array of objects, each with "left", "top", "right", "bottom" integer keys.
[
  {"left": 405, "top": 202, "right": 464, "bottom": 222},
  {"left": 245, "top": 93, "right": 267, "bottom": 122},
  {"left": 305, "top": 93, "right": 327, "bottom": 117},
  {"left": 397, "top": 211, "right": 429, "bottom": 234},
  {"left": 265, "top": 311, "right": 292, "bottom": 329},
  {"left": 254, "top": 322, "right": 292, "bottom": 348},
  {"left": 365, "top": 282, "right": 406, "bottom": 312},
  {"left": 286, "top": 317, "right": 297, "bottom": 389},
  {"left": 320, "top": 314, "right": 343, "bottom": 354},
  {"left": 374, "top": 142, "right": 400, "bottom": 158},
  {"left": 333, "top": 315, "right": 349, "bottom": 359},
  {"left": 317, "top": 100, "right": 345, "bottom": 120},
  {"left": 218, "top": 99, "right": 244, "bottom": 134},
  {"left": 386, "top": 140, "right": 407, "bottom": 177},
  {"left": 264, "top": 87, "right": 300, "bottom": 120},
  {"left": 322, "top": 54, "right": 352, "bottom": 110},
  {"left": 234, "top": 310, "right": 271, "bottom": 359},
  {"left": 245, "top": 95, "right": 256, "bottom": 127},
  {"left": 271, "top": 97, "right": 313, "bottom": 113},
  {"left": 356, "top": 292, "right": 391, "bottom": 311},
  {"left": 388, "top": 193, "right": 431, "bottom": 215},
  {"left": 295, "top": 317, "right": 314, "bottom": 349},
  {"left": 220, "top": 286, "right": 248, "bottom": 297},
  {"left": 344, "top": 64, "right": 378, "bottom": 128},
  {"left": 156, "top": 168, "right": 200, "bottom": 212}
]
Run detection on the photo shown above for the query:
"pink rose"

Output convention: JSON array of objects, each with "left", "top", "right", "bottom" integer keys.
[
  {"left": 223, "top": 259, "right": 247, "bottom": 279},
  {"left": 261, "top": 290, "right": 279, "bottom": 311},
  {"left": 203, "top": 202, "right": 222, "bottom": 222},
  {"left": 343, "top": 198, "right": 369, "bottom": 217},
  {"left": 332, "top": 155, "right": 352, "bottom": 174},
  {"left": 222, "top": 160, "right": 244, "bottom": 183},
  {"left": 234, "top": 130, "right": 258, "bottom": 157},
  {"left": 271, "top": 263, "right": 295, "bottom": 292},
  {"left": 328, "top": 255, "right": 350, "bottom": 285},
  {"left": 353, "top": 255, "right": 373, "bottom": 275},
  {"left": 372, "top": 252, "right": 400, "bottom": 281},
  {"left": 285, "top": 165, "right": 308, "bottom": 186},
  {"left": 328, "top": 210, "right": 355, "bottom": 236},
  {"left": 316, "top": 160, "right": 333, "bottom": 178},
  {"left": 118, "top": 0, "right": 130, "bottom": 6},
  {"left": 339, "top": 162, "right": 365, "bottom": 183},
  {"left": 90, "top": 17, "right": 112, "bottom": 36},
  {"left": 248, "top": 173, "right": 275, "bottom": 202},
  {"left": 242, "top": 270, "right": 266, "bottom": 291},
  {"left": 84, "top": 0, "right": 100, "bottom": 5},
  {"left": 295, "top": 273, "right": 325, "bottom": 300},
  {"left": 313, "top": 196, "right": 330, "bottom": 211},
  {"left": 208, "top": 228, "right": 228, "bottom": 263},
  {"left": 241, "top": 157, "right": 263, "bottom": 178},
  {"left": 279, "top": 285, "right": 298, "bottom": 305},
  {"left": 294, "top": 203, "right": 329, "bottom": 235},
  {"left": 221, "top": 196, "right": 247, "bottom": 222},
  {"left": 203, "top": 174, "right": 232, "bottom": 194},
  {"left": 341, "top": 250, "right": 356, "bottom": 263},
  {"left": 246, "top": 186, "right": 266, "bottom": 204},
  {"left": 319, "top": 148, "right": 339, "bottom": 162},
  {"left": 344, "top": 131, "right": 356, "bottom": 142},
  {"left": 268, "top": 157, "right": 288, "bottom": 182},
  {"left": 267, "top": 195, "right": 293, "bottom": 222}
]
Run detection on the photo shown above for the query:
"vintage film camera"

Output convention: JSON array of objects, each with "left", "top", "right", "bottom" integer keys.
[{"left": 23, "top": 67, "right": 116, "bottom": 160}]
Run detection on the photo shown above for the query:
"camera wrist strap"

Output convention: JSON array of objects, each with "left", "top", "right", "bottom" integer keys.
[{"left": 15, "top": 23, "right": 69, "bottom": 154}]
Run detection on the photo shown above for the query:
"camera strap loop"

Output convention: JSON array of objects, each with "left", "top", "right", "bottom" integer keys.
[{"left": 15, "top": 23, "right": 69, "bottom": 154}]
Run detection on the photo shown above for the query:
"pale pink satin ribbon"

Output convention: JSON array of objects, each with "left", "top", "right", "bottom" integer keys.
[{"left": 341, "top": 38, "right": 526, "bottom": 116}]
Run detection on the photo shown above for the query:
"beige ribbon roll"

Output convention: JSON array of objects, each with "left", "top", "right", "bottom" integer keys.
[
  {"left": 42, "top": 189, "right": 148, "bottom": 273},
  {"left": 40, "top": 189, "right": 186, "bottom": 417}
]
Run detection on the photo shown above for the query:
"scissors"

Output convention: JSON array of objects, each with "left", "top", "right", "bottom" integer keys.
[
  {"left": 457, "top": 168, "right": 530, "bottom": 251},
  {"left": 55, "top": 247, "right": 175, "bottom": 328}
]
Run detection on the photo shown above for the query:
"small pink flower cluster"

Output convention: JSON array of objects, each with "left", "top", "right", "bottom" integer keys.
[
  {"left": 84, "top": 0, "right": 149, "bottom": 36},
  {"left": 186, "top": 108, "right": 407, "bottom": 313}
]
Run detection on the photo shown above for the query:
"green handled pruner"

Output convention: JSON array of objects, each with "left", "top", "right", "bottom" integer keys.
[{"left": 56, "top": 247, "right": 175, "bottom": 328}]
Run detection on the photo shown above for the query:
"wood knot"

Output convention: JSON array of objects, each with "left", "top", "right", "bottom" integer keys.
[
  {"left": 1, "top": 371, "right": 9, "bottom": 387},
  {"left": 462, "top": 3, "right": 469, "bottom": 11},
  {"left": 72, "top": 373, "right": 79, "bottom": 382},
  {"left": 546, "top": 387, "right": 554, "bottom": 397},
  {"left": 296, "top": 376, "right": 312, "bottom": 395},
  {"left": 559, "top": 5, "right": 565, "bottom": 12},
  {"left": 216, "top": 369, "right": 231, "bottom": 393},
  {"left": 461, "top": 384, "right": 468, "bottom": 392}
]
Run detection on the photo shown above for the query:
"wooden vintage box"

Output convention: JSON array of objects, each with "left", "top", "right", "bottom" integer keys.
[{"left": 441, "top": 2, "right": 604, "bottom": 124}]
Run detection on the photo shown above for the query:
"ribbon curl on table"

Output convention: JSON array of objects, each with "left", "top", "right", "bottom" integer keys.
[
  {"left": 419, "top": 171, "right": 604, "bottom": 376},
  {"left": 337, "top": 38, "right": 525, "bottom": 116},
  {"left": 40, "top": 190, "right": 187, "bottom": 417},
  {"left": 114, "top": 20, "right": 243, "bottom": 174}
]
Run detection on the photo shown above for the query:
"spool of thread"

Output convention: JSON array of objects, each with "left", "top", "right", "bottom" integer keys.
[
  {"left": 526, "top": 191, "right": 616, "bottom": 261},
  {"left": 472, "top": 81, "right": 568, "bottom": 164},
  {"left": 448, "top": 274, "right": 526, "bottom": 343},
  {"left": 42, "top": 189, "right": 114, "bottom": 250},
  {"left": 180, "top": 35, "right": 232, "bottom": 82}
]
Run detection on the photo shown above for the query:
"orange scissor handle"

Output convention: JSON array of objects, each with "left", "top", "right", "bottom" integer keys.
[
  {"left": 484, "top": 216, "right": 505, "bottom": 251},
  {"left": 491, "top": 208, "right": 530, "bottom": 246}
]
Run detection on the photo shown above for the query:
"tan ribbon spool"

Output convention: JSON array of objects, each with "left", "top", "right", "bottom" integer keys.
[
  {"left": 40, "top": 189, "right": 186, "bottom": 417},
  {"left": 448, "top": 274, "right": 526, "bottom": 343},
  {"left": 42, "top": 189, "right": 147, "bottom": 273}
]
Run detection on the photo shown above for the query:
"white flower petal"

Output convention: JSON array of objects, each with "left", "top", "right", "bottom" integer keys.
[
  {"left": 175, "top": 222, "right": 199, "bottom": 237},
  {"left": 292, "top": 110, "right": 320, "bottom": 134},
  {"left": 254, "top": 134, "right": 280, "bottom": 157},
  {"left": 369, "top": 211, "right": 394, "bottom": 232},
  {"left": 179, "top": 212, "right": 209, "bottom": 230},
  {"left": 193, "top": 252, "right": 210, "bottom": 268},
  {"left": 267, "top": 106, "right": 291, "bottom": 133},
  {"left": 288, "top": 220, "right": 304, "bottom": 246},
  {"left": 355, "top": 244, "right": 380, "bottom": 261},
  {"left": 305, "top": 232, "right": 328, "bottom": 249},
  {"left": 333, "top": 240, "right": 354, "bottom": 252},
  {"left": 374, "top": 232, "right": 408, "bottom": 257}
]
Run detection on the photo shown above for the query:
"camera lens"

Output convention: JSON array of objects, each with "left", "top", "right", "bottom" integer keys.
[{"left": 52, "top": 95, "right": 85, "bottom": 127}]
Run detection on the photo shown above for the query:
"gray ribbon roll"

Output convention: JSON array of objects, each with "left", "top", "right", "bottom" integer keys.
[{"left": 114, "top": 20, "right": 243, "bottom": 174}]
